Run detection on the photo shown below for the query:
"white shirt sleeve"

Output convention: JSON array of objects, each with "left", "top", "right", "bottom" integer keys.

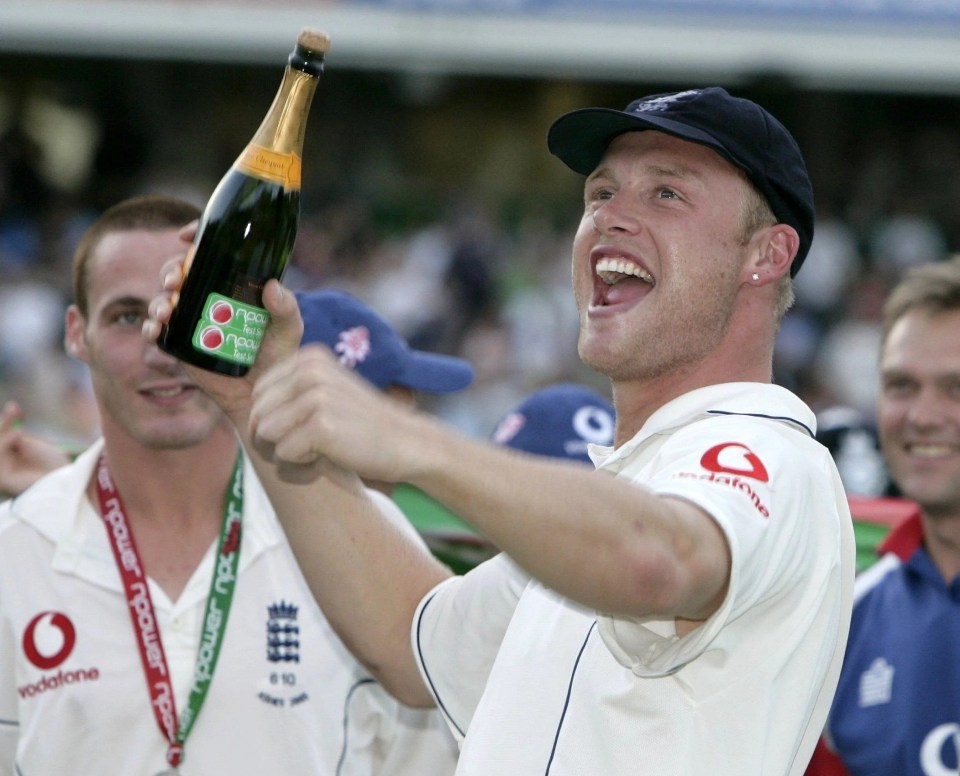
[
  {"left": 0, "top": 506, "right": 19, "bottom": 776},
  {"left": 597, "top": 417, "right": 829, "bottom": 676},
  {"left": 338, "top": 678, "right": 459, "bottom": 776},
  {"left": 412, "top": 552, "right": 529, "bottom": 742}
]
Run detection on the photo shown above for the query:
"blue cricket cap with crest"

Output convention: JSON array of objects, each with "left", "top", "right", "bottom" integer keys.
[
  {"left": 491, "top": 383, "right": 615, "bottom": 463},
  {"left": 296, "top": 289, "right": 475, "bottom": 393},
  {"left": 546, "top": 87, "right": 815, "bottom": 276}
]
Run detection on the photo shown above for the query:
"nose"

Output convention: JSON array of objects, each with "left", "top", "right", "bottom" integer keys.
[
  {"left": 591, "top": 194, "right": 641, "bottom": 236},
  {"left": 143, "top": 338, "right": 182, "bottom": 372},
  {"left": 904, "top": 388, "right": 949, "bottom": 430}
]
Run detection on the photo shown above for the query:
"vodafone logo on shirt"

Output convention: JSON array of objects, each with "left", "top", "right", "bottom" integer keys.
[
  {"left": 18, "top": 611, "right": 100, "bottom": 699},
  {"left": 674, "top": 442, "right": 772, "bottom": 518},
  {"left": 921, "top": 722, "right": 960, "bottom": 776},
  {"left": 23, "top": 611, "right": 76, "bottom": 669},
  {"left": 700, "top": 443, "right": 769, "bottom": 482}
]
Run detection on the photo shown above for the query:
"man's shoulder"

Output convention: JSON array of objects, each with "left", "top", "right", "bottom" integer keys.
[
  {"left": 851, "top": 553, "right": 906, "bottom": 611},
  {"left": 2, "top": 443, "right": 99, "bottom": 540}
]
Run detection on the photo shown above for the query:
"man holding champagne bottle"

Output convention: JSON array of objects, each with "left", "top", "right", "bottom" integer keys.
[
  {"left": 0, "top": 195, "right": 462, "bottom": 776},
  {"left": 145, "top": 87, "right": 855, "bottom": 774}
]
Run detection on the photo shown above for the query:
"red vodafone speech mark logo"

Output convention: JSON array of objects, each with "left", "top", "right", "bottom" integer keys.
[
  {"left": 700, "top": 443, "right": 769, "bottom": 482},
  {"left": 23, "top": 611, "right": 77, "bottom": 670}
]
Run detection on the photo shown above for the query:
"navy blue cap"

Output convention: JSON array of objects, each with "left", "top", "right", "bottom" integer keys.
[
  {"left": 547, "top": 87, "right": 815, "bottom": 276},
  {"left": 491, "top": 383, "right": 615, "bottom": 463},
  {"left": 296, "top": 289, "right": 475, "bottom": 393}
]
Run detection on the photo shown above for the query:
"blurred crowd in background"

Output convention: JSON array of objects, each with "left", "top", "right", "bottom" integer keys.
[{"left": 1, "top": 53, "right": 957, "bottom": 498}]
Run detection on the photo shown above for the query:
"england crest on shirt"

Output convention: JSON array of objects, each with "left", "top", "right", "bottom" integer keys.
[{"left": 266, "top": 600, "right": 300, "bottom": 663}]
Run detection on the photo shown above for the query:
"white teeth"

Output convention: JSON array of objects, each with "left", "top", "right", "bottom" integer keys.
[
  {"left": 150, "top": 387, "right": 186, "bottom": 398},
  {"left": 908, "top": 444, "right": 955, "bottom": 458},
  {"left": 596, "top": 257, "right": 654, "bottom": 286}
]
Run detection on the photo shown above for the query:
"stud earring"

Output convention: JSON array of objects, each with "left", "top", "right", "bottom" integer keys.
[{"left": 751, "top": 273, "right": 760, "bottom": 282}]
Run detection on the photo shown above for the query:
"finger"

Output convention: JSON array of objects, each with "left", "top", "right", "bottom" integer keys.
[
  {"left": 160, "top": 257, "right": 185, "bottom": 292},
  {"left": 249, "top": 350, "right": 321, "bottom": 435},
  {"left": 254, "top": 394, "right": 326, "bottom": 462},
  {"left": 0, "top": 401, "right": 23, "bottom": 434},
  {"left": 143, "top": 296, "right": 173, "bottom": 341},
  {"left": 250, "top": 378, "right": 335, "bottom": 466},
  {"left": 178, "top": 220, "right": 199, "bottom": 244},
  {"left": 273, "top": 427, "right": 328, "bottom": 465},
  {"left": 260, "top": 280, "right": 304, "bottom": 364},
  {"left": 143, "top": 255, "right": 187, "bottom": 342}
]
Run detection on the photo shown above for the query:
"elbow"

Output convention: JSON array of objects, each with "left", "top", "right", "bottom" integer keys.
[
  {"left": 632, "top": 559, "right": 688, "bottom": 616},
  {"left": 614, "top": 536, "right": 688, "bottom": 617},
  {"left": 616, "top": 522, "right": 728, "bottom": 620}
]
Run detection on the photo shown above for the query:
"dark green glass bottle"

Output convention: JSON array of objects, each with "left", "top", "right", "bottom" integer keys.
[{"left": 157, "top": 28, "right": 329, "bottom": 375}]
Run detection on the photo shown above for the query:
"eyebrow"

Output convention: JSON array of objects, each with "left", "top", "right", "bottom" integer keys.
[
  {"left": 101, "top": 295, "right": 146, "bottom": 308},
  {"left": 587, "top": 162, "right": 705, "bottom": 185},
  {"left": 96, "top": 295, "right": 147, "bottom": 317},
  {"left": 881, "top": 365, "right": 960, "bottom": 381}
]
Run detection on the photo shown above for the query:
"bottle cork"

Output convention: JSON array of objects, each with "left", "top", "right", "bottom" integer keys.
[{"left": 298, "top": 28, "right": 331, "bottom": 54}]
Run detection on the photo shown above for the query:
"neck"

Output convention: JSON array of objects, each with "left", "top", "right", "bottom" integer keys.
[
  {"left": 611, "top": 352, "right": 773, "bottom": 447},
  {"left": 94, "top": 424, "right": 240, "bottom": 524},
  {"left": 611, "top": 290, "right": 776, "bottom": 446},
  {"left": 90, "top": 424, "right": 241, "bottom": 601}
]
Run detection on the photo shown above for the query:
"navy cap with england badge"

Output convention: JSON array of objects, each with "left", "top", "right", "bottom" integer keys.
[
  {"left": 546, "top": 87, "right": 815, "bottom": 276},
  {"left": 296, "top": 289, "right": 475, "bottom": 393},
  {"left": 491, "top": 383, "right": 615, "bottom": 463}
]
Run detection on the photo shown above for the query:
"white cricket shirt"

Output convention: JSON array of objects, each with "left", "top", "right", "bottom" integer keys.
[
  {"left": 414, "top": 382, "right": 855, "bottom": 775},
  {"left": 0, "top": 440, "right": 458, "bottom": 776}
]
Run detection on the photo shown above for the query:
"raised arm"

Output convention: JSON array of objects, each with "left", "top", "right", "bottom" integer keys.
[
  {"left": 145, "top": 274, "right": 449, "bottom": 706},
  {"left": 146, "top": 268, "right": 729, "bottom": 698},
  {"left": 249, "top": 343, "right": 731, "bottom": 624}
]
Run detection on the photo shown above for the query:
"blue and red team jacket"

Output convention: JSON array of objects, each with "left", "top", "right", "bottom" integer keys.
[{"left": 807, "top": 505, "right": 960, "bottom": 776}]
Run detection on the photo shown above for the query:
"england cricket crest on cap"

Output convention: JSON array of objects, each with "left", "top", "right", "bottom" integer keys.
[
  {"left": 334, "top": 325, "right": 372, "bottom": 369},
  {"left": 266, "top": 600, "right": 300, "bottom": 663},
  {"left": 633, "top": 90, "right": 700, "bottom": 114}
]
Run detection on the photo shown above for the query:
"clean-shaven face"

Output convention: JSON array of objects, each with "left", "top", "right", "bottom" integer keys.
[
  {"left": 65, "top": 228, "right": 226, "bottom": 450},
  {"left": 572, "top": 130, "right": 752, "bottom": 383},
  {"left": 878, "top": 307, "right": 960, "bottom": 517}
]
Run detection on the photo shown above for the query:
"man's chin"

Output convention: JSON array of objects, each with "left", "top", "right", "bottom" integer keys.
[
  {"left": 579, "top": 337, "right": 631, "bottom": 380},
  {"left": 136, "top": 421, "right": 223, "bottom": 451}
]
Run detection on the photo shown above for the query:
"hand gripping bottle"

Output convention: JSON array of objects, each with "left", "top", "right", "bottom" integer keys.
[{"left": 157, "top": 28, "right": 329, "bottom": 375}]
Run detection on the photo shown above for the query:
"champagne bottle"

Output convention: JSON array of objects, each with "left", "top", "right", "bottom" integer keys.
[{"left": 157, "top": 28, "right": 330, "bottom": 375}]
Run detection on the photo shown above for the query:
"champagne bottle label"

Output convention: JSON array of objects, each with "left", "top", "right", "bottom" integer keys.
[
  {"left": 234, "top": 145, "right": 302, "bottom": 189},
  {"left": 190, "top": 292, "right": 270, "bottom": 367}
]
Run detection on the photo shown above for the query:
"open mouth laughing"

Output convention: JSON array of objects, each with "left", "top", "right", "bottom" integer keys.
[{"left": 593, "top": 254, "right": 655, "bottom": 308}]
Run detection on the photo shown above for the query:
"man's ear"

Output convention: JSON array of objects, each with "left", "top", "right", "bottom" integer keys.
[
  {"left": 64, "top": 305, "right": 88, "bottom": 362},
  {"left": 745, "top": 224, "right": 798, "bottom": 285}
]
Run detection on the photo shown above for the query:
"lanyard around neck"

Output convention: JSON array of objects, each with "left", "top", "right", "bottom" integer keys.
[{"left": 95, "top": 451, "right": 244, "bottom": 772}]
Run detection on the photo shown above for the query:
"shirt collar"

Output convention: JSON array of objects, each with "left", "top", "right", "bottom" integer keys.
[
  {"left": 12, "top": 438, "right": 284, "bottom": 591},
  {"left": 877, "top": 507, "right": 924, "bottom": 561},
  {"left": 590, "top": 382, "right": 815, "bottom": 468}
]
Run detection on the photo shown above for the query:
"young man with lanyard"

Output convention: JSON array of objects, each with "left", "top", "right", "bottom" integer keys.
[
  {"left": 808, "top": 256, "right": 960, "bottom": 776},
  {"left": 147, "top": 88, "right": 856, "bottom": 774},
  {"left": 0, "top": 195, "right": 466, "bottom": 775}
]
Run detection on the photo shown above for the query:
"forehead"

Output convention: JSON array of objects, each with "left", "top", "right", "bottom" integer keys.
[
  {"left": 882, "top": 308, "right": 960, "bottom": 372},
  {"left": 600, "top": 130, "right": 739, "bottom": 178},
  {"left": 85, "top": 228, "right": 183, "bottom": 310}
]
